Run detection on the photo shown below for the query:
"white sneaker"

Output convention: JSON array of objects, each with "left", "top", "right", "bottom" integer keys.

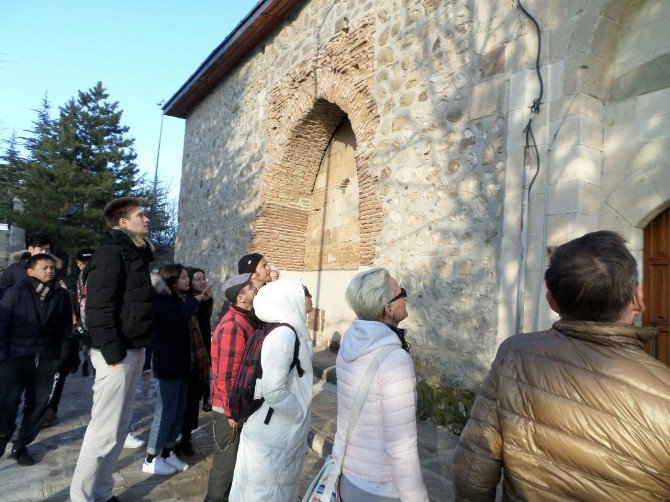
[
  {"left": 124, "top": 433, "right": 145, "bottom": 449},
  {"left": 142, "top": 456, "right": 177, "bottom": 475},
  {"left": 164, "top": 451, "right": 189, "bottom": 471}
]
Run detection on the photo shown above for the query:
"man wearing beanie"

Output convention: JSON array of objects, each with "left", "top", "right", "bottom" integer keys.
[
  {"left": 206, "top": 273, "right": 261, "bottom": 502},
  {"left": 237, "top": 253, "right": 270, "bottom": 291},
  {"left": 219, "top": 253, "right": 271, "bottom": 322}
]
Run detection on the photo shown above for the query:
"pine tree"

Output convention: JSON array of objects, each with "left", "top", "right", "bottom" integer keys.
[
  {"left": 10, "top": 83, "right": 142, "bottom": 255},
  {"left": 0, "top": 131, "right": 24, "bottom": 222}
]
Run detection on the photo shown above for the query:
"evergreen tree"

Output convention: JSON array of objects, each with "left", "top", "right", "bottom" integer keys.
[
  {"left": 9, "top": 83, "right": 141, "bottom": 255},
  {"left": 0, "top": 131, "right": 24, "bottom": 222}
]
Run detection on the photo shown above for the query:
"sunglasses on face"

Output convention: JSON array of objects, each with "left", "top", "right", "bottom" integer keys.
[{"left": 387, "top": 287, "right": 407, "bottom": 305}]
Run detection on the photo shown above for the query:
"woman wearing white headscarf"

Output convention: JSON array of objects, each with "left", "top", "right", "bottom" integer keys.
[{"left": 229, "top": 278, "right": 313, "bottom": 501}]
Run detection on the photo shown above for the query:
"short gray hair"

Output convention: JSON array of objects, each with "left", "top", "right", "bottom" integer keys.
[{"left": 345, "top": 268, "right": 395, "bottom": 321}]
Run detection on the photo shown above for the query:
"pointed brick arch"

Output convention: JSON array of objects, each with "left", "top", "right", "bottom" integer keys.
[{"left": 251, "top": 18, "right": 381, "bottom": 270}]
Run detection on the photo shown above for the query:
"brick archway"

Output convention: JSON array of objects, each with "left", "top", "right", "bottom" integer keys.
[{"left": 251, "top": 18, "right": 381, "bottom": 270}]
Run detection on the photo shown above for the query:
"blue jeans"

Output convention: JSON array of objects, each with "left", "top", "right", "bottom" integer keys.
[{"left": 146, "top": 376, "right": 188, "bottom": 455}]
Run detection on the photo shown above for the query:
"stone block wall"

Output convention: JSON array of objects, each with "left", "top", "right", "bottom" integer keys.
[
  {"left": 176, "top": 0, "right": 670, "bottom": 398},
  {"left": 176, "top": 0, "right": 519, "bottom": 393}
]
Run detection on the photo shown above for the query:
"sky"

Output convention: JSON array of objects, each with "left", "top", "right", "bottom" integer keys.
[{"left": 0, "top": 0, "right": 259, "bottom": 201}]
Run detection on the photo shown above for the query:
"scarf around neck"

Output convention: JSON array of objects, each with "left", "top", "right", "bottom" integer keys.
[
  {"left": 179, "top": 293, "right": 210, "bottom": 382},
  {"left": 29, "top": 277, "right": 51, "bottom": 302}
]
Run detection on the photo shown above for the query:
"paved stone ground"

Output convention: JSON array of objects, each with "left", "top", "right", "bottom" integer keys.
[{"left": 0, "top": 349, "right": 457, "bottom": 501}]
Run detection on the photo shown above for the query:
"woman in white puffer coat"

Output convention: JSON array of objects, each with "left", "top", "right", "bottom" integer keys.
[
  {"left": 229, "top": 278, "right": 313, "bottom": 502},
  {"left": 332, "top": 268, "right": 429, "bottom": 502}
]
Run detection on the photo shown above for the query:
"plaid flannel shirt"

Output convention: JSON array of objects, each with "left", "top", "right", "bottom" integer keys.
[{"left": 210, "top": 305, "right": 256, "bottom": 416}]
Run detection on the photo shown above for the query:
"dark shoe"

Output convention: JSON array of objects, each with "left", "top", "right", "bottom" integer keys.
[
  {"left": 10, "top": 447, "right": 35, "bottom": 466},
  {"left": 42, "top": 408, "right": 60, "bottom": 428},
  {"left": 106, "top": 497, "right": 121, "bottom": 502},
  {"left": 81, "top": 361, "right": 90, "bottom": 377},
  {"left": 142, "top": 363, "right": 151, "bottom": 373},
  {"left": 202, "top": 401, "right": 212, "bottom": 412},
  {"left": 178, "top": 438, "right": 194, "bottom": 456},
  {"left": 0, "top": 434, "right": 8, "bottom": 458}
]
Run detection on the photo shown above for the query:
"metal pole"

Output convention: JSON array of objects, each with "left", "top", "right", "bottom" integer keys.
[{"left": 150, "top": 100, "right": 165, "bottom": 233}]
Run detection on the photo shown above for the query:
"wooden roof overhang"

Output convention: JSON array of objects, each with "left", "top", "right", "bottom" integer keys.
[{"left": 164, "top": 0, "right": 303, "bottom": 118}]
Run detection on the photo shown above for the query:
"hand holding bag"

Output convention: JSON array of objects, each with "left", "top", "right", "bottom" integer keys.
[{"left": 302, "top": 345, "right": 397, "bottom": 502}]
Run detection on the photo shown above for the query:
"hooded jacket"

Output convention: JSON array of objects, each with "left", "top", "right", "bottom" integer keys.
[
  {"left": 0, "top": 250, "right": 63, "bottom": 299},
  {"left": 0, "top": 278, "right": 73, "bottom": 362},
  {"left": 452, "top": 320, "right": 670, "bottom": 501},
  {"left": 150, "top": 273, "right": 199, "bottom": 380},
  {"left": 230, "top": 278, "right": 313, "bottom": 502},
  {"left": 85, "top": 229, "right": 154, "bottom": 364},
  {"left": 332, "top": 320, "right": 429, "bottom": 501}
]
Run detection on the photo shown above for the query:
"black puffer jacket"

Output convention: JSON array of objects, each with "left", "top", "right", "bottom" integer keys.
[
  {"left": 0, "top": 279, "right": 73, "bottom": 362},
  {"left": 85, "top": 230, "right": 154, "bottom": 365},
  {"left": 150, "top": 274, "right": 199, "bottom": 379}
]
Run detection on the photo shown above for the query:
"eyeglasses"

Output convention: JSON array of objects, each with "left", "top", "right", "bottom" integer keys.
[{"left": 386, "top": 287, "right": 407, "bottom": 305}]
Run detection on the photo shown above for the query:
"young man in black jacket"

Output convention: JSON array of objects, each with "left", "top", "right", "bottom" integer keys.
[
  {"left": 0, "top": 253, "right": 73, "bottom": 465},
  {"left": 71, "top": 197, "right": 154, "bottom": 502},
  {"left": 0, "top": 233, "right": 52, "bottom": 299}
]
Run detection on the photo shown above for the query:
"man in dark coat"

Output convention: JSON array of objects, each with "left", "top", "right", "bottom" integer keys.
[
  {"left": 71, "top": 197, "right": 154, "bottom": 502},
  {"left": 42, "top": 247, "right": 96, "bottom": 427},
  {"left": 0, "top": 233, "right": 52, "bottom": 299},
  {"left": 0, "top": 253, "right": 73, "bottom": 465}
]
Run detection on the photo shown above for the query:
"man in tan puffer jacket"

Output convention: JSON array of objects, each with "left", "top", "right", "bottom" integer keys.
[{"left": 453, "top": 230, "right": 670, "bottom": 501}]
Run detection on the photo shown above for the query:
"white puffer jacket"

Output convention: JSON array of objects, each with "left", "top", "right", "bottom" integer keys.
[
  {"left": 332, "top": 320, "right": 428, "bottom": 501},
  {"left": 230, "top": 278, "right": 313, "bottom": 502}
]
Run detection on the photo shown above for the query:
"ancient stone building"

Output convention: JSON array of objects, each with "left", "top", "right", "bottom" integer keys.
[{"left": 166, "top": 0, "right": 670, "bottom": 425}]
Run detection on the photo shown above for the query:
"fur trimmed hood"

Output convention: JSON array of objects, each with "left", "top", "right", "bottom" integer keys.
[{"left": 11, "top": 249, "right": 63, "bottom": 269}]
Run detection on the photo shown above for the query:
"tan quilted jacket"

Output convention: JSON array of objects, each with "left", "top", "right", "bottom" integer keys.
[{"left": 452, "top": 320, "right": 670, "bottom": 501}]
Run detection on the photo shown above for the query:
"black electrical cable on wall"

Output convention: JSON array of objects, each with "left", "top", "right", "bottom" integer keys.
[{"left": 517, "top": 0, "right": 543, "bottom": 193}]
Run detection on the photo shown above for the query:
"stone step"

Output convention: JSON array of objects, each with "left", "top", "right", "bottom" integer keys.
[{"left": 311, "top": 344, "right": 337, "bottom": 385}]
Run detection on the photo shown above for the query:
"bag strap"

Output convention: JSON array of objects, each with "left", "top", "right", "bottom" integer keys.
[
  {"left": 336, "top": 344, "right": 397, "bottom": 470},
  {"left": 314, "top": 345, "right": 397, "bottom": 501},
  {"left": 262, "top": 322, "right": 305, "bottom": 425}
]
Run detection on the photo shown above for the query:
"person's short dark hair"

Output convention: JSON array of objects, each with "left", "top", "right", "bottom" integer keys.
[
  {"left": 27, "top": 232, "right": 51, "bottom": 248},
  {"left": 103, "top": 196, "right": 143, "bottom": 228},
  {"left": 27, "top": 253, "right": 55, "bottom": 270},
  {"left": 159, "top": 263, "right": 185, "bottom": 291},
  {"left": 544, "top": 230, "right": 638, "bottom": 322}
]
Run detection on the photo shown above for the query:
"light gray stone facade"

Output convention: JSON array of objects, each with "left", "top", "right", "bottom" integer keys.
[{"left": 172, "top": 0, "right": 670, "bottom": 408}]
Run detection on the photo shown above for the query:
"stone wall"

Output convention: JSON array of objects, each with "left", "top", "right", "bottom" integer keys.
[
  {"left": 175, "top": 0, "right": 670, "bottom": 399},
  {"left": 176, "top": 0, "right": 516, "bottom": 394}
]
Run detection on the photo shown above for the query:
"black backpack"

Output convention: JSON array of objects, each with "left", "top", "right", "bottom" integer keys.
[{"left": 227, "top": 322, "right": 305, "bottom": 425}]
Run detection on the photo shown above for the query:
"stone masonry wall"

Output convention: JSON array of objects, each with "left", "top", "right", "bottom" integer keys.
[{"left": 176, "top": 0, "right": 541, "bottom": 393}]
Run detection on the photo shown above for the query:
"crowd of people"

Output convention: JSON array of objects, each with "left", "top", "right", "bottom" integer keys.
[{"left": 0, "top": 194, "right": 668, "bottom": 502}]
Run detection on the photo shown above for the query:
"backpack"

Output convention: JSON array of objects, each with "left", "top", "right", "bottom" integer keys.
[{"left": 228, "top": 322, "right": 305, "bottom": 425}]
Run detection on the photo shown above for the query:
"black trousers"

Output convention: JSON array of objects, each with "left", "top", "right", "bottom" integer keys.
[
  {"left": 0, "top": 356, "right": 59, "bottom": 450},
  {"left": 205, "top": 411, "right": 241, "bottom": 502},
  {"left": 181, "top": 370, "right": 204, "bottom": 438},
  {"left": 48, "top": 366, "right": 71, "bottom": 413}
]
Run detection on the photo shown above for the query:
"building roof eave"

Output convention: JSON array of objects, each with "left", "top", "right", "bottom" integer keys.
[{"left": 163, "top": 0, "right": 302, "bottom": 119}]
